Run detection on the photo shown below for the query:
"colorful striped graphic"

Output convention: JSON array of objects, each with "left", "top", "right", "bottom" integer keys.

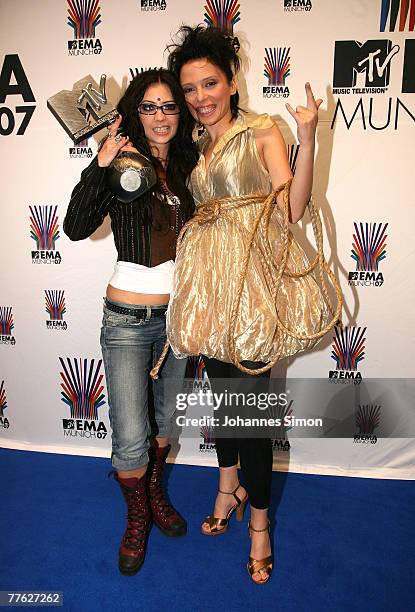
[
  {"left": 0, "top": 381, "right": 7, "bottom": 417},
  {"left": 59, "top": 357, "right": 106, "bottom": 420},
  {"left": 45, "top": 290, "right": 66, "bottom": 321},
  {"left": 200, "top": 425, "right": 215, "bottom": 444},
  {"left": 204, "top": 0, "right": 241, "bottom": 33},
  {"left": 287, "top": 144, "right": 299, "bottom": 173},
  {"left": 355, "top": 404, "right": 381, "bottom": 434},
  {"left": 0, "top": 307, "right": 14, "bottom": 336},
  {"left": 331, "top": 326, "right": 366, "bottom": 371},
  {"left": 129, "top": 67, "right": 158, "bottom": 80},
  {"left": 351, "top": 222, "right": 388, "bottom": 271},
  {"left": 30, "top": 206, "right": 60, "bottom": 251},
  {"left": 192, "top": 355, "right": 207, "bottom": 380},
  {"left": 67, "top": 0, "right": 102, "bottom": 39},
  {"left": 264, "top": 47, "right": 291, "bottom": 85},
  {"left": 380, "top": 0, "right": 415, "bottom": 31}
]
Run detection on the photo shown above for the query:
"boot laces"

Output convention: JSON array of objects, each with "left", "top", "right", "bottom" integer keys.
[
  {"left": 150, "top": 469, "right": 175, "bottom": 517},
  {"left": 123, "top": 489, "right": 148, "bottom": 549}
]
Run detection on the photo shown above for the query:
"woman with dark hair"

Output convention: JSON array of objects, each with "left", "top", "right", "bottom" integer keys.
[
  {"left": 64, "top": 68, "right": 198, "bottom": 575},
  {"left": 166, "top": 26, "right": 324, "bottom": 584}
]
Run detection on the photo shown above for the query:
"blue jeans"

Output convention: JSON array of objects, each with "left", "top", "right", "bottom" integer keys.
[{"left": 100, "top": 299, "right": 187, "bottom": 471}]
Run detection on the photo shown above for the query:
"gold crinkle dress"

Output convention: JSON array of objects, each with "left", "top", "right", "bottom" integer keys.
[{"left": 166, "top": 112, "right": 332, "bottom": 365}]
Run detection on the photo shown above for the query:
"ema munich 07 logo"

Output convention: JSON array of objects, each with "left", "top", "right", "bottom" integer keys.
[
  {"left": 263, "top": 47, "right": 291, "bottom": 98},
  {"left": 284, "top": 0, "right": 312, "bottom": 11},
  {"left": 30, "top": 206, "right": 61, "bottom": 264},
  {"left": 67, "top": 0, "right": 103, "bottom": 56},
  {"left": 0, "top": 380, "right": 10, "bottom": 429},
  {"left": 328, "top": 326, "right": 366, "bottom": 383},
  {"left": 272, "top": 400, "right": 294, "bottom": 452},
  {"left": 354, "top": 404, "right": 381, "bottom": 444},
  {"left": 200, "top": 425, "right": 216, "bottom": 453},
  {"left": 0, "top": 307, "right": 15, "bottom": 345},
  {"left": 45, "top": 290, "right": 67, "bottom": 330},
  {"left": 59, "top": 357, "right": 107, "bottom": 439},
  {"left": 348, "top": 223, "right": 387, "bottom": 287},
  {"left": 141, "top": 0, "right": 167, "bottom": 10}
]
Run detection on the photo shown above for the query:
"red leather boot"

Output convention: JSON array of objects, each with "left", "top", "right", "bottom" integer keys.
[
  {"left": 116, "top": 472, "right": 151, "bottom": 575},
  {"left": 148, "top": 444, "right": 187, "bottom": 537}
]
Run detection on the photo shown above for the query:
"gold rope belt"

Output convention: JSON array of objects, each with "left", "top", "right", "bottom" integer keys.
[{"left": 150, "top": 179, "right": 343, "bottom": 378}]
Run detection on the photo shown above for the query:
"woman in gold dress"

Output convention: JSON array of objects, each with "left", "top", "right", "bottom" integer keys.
[{"left": 167, "top": 26, "right": 323, "bottom": 584}]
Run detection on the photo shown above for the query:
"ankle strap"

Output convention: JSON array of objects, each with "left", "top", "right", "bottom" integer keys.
[
  {"left": 248, "top": 519, "right": 270, "bottom": 533},
  {"left": 218, "top": 484, "right": 242, "bottom": 505}
]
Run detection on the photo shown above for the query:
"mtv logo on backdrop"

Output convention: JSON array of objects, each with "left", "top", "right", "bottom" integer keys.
[
  {"left": 333, "top": 40, "right": 400, "bottom": 90},
  {"left": 47, "top": 74, "right": 118, "bottom": 144}
]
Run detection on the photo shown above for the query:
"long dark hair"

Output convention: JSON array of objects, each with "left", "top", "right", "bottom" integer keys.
[
  {"left": 116, "top": 68, "right": 198, "bottom": 224},
  {"left": 167, "top": 25, "right": 241, "bottom": 120}
]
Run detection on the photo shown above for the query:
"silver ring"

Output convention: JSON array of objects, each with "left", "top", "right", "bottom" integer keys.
[
  {"left": 114, "top": 134, "right": 122, "bottom": 143},
  {"left": 107, "top": 132, "right": 114, "bottom": 139}
]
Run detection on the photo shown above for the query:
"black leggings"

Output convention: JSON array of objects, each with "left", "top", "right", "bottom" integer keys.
[{"left": 202, "top": 356, "right": 273, "bottom": 510}]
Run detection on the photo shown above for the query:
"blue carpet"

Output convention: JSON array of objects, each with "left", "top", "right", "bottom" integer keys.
[{"left": 0, "top": 448, "right": 413, "bottom": 611}]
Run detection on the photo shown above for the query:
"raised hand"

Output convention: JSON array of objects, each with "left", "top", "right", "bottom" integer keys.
[
  {"left": 97, "top": 114, "right": 130, "bottom": 167},
  {"left": 285, "top": 82, "right": 322, "bottom": 147}
]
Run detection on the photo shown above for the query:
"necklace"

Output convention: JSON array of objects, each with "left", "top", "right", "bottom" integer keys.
[{"left": 160, "top": 180, "right": 180, "bottom": 237}]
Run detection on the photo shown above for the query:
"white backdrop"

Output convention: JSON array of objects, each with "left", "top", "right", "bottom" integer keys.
[{"left": 1, "top": 0, "right": 414, "bottom": 479}]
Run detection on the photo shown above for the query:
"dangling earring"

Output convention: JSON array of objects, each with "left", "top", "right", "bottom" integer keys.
[
  {"left": 197, "top": 122, "right": 206, "bottom": 137},
  {"left": 193, "top": 122, "right": 205, "bottom": 141}
]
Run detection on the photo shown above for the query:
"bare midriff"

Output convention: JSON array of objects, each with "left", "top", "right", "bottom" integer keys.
[{"left": 106, "top": 285, "right": 170, "bottom": 306}]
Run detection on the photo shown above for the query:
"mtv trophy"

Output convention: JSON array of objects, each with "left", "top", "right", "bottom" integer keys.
[{"left": 47, "top": 74, "right": 156, "bottom": 203}]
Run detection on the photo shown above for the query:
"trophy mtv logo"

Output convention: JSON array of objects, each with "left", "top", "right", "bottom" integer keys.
[
  {"left": 354, "top": 404, "right": 380, "bottom": 444},
  {"left": 328, "top": 326, "right": 366, "bottom": 382},
  {"left": 60, "top": 357, "right": 107, "bottom": 439},
  {"left": 263, "top": 47, "right": 291, "bottom": 98},
  {"left": 0, "top": 307, "right": 15, "bottom": 345},
  {"left": 348, "top": 223, "right": 387, "bottom": 287},
  {"left": 0, "top": 380, "right": 10, "bottom": 429},
  {"left": 284, "top": 0, "right": 312, "bottom": 11},
  {"left": 30, "top": 206, "right": 61, "bottom": 264},
  {"left": 47, "top": 74, "right": 118, "bottom": 145},
  {"left": 67, "top": 0, "right": 103, "bottom": 56},
  {"left": 45, "top": 290, "right": 67, "bottom": 330}
]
